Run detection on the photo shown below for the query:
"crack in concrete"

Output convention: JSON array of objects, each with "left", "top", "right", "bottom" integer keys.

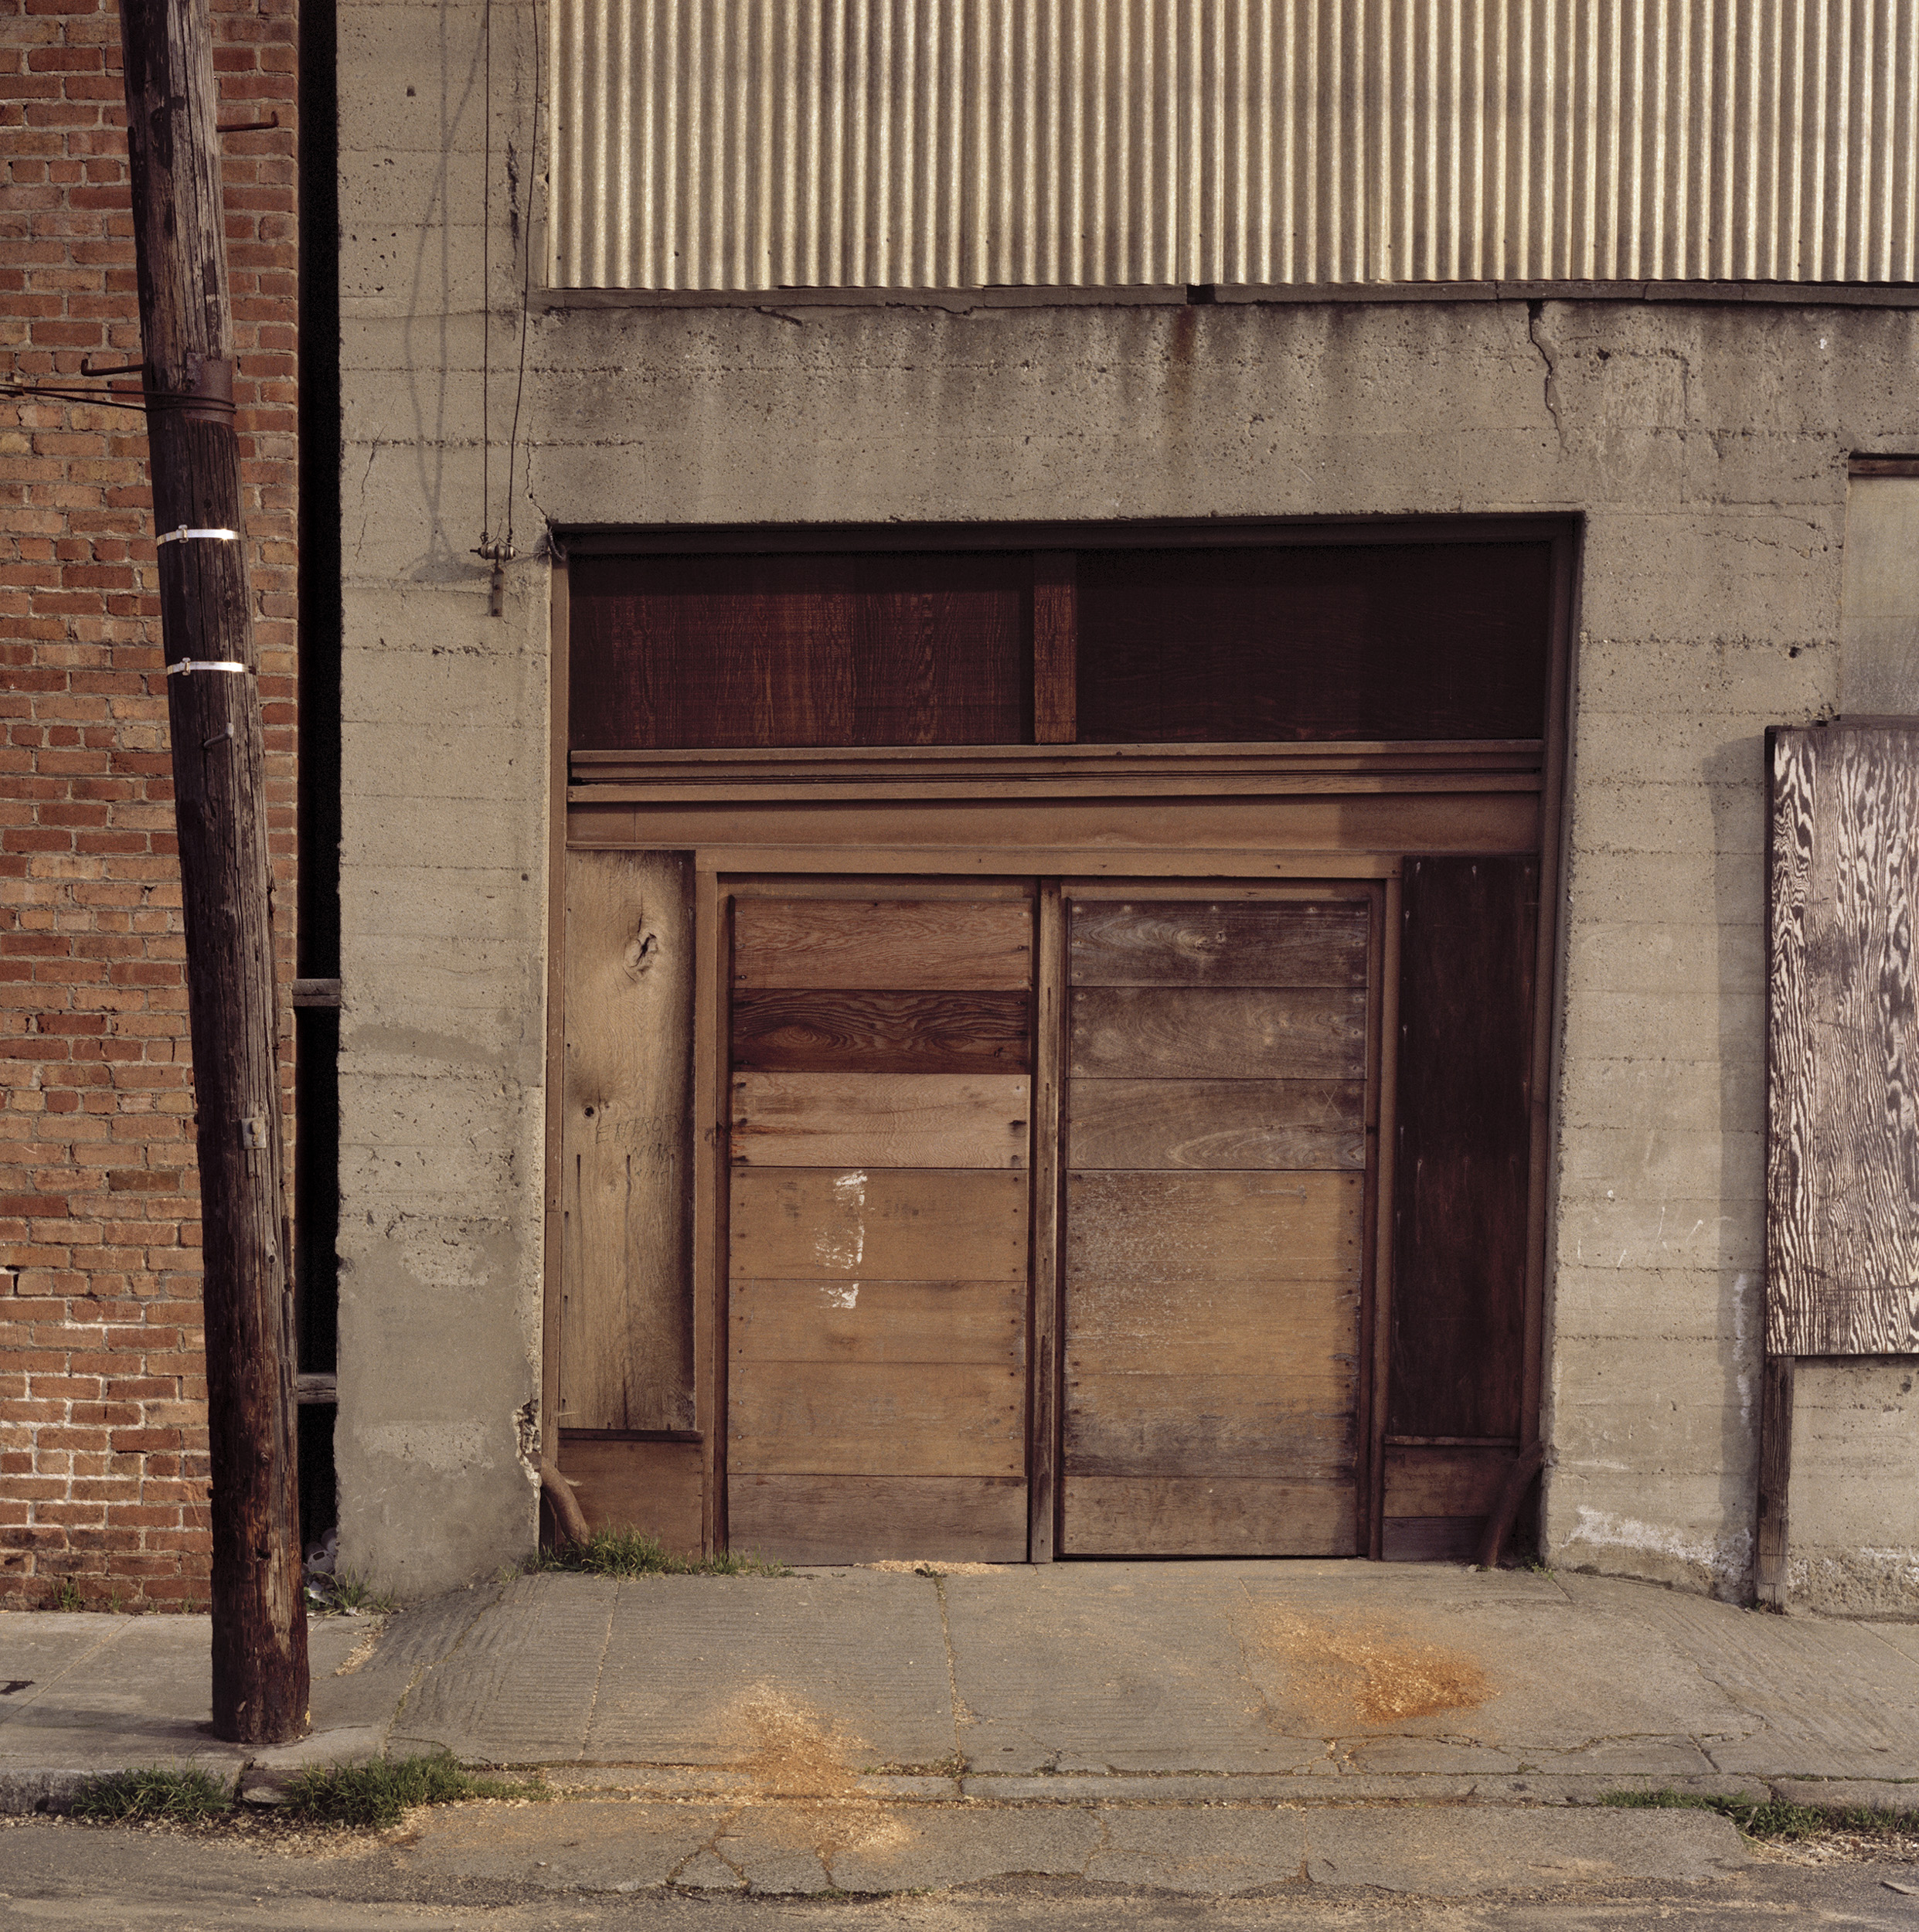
[
  {"left": 931, "top": 1574, "right": 970, "bottom": 1775},
  {"left": 1526, "top": 300, "right": 1566, "bottom": 454},
  {"left": 573, "top": 1579, "right": 621, "bottom": 1761},
  {"left": 385, "top": 1577, "right": 509, "bottom": 1747}
]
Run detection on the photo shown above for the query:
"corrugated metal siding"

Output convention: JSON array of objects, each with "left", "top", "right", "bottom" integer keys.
[{"left": 550, "top": 0, "right": 1919, "bottom": 288}]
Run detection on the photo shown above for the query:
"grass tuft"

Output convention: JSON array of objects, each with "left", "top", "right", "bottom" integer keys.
[
  {"left": 306, "top": 1570, "right": 398, "bottom": 1616},
  {"left": 1601, "top": 1787, "right": 1914, "bottom": 1841},
  {"left": 51, "top": 1579, "right": 84, "bottom": 1613},
  {"left": 70, "top": 1766, "right": 235, "bottom": 1824},
  {"left": 529, "top": 1526, "right": 789, "bottom": 1579},
  {"left": 280, "top": 1752, "right": 547, "bottom": 1830}
]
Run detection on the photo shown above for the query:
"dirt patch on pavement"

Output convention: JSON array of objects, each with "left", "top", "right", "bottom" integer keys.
[
  {"left": 859, "top": 1560, "right": 1012, "bottom": 1575},
  {"left": 722, "top": 1683, "right": 868, "bottom": 1798},
  {"left": 1250, "top": 1609, "right": 1492, "bottom": 1726}
]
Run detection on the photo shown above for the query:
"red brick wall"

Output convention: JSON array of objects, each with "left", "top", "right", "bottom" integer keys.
[{"left": 0, "top": 0, "right": 298, "bottom": 1609}]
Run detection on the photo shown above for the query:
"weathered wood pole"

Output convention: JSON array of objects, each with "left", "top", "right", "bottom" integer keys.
[{"left": 117, "top": 0, "right": 308, "bottom": 1742}]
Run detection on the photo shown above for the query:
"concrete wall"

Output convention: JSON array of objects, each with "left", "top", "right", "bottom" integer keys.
[{"left": 339, "top": 0, "right": 1919, "bottom": 1607}]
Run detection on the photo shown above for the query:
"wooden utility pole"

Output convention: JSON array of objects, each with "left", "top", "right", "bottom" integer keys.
[{"left": 117, "top": 0, "right": 308, "bottom": 1743}]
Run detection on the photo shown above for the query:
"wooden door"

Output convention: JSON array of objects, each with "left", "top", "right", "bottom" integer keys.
[
  {"left": 1059, "top": 894, "right": 1374, "bottom": 1555},
  {"left": 725, "top": 893, "right": 1034, "bottom": 1563}
]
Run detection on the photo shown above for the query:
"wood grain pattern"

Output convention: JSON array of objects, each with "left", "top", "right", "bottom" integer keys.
[
  {"left": 1388, "top": 857, "right": 1536, "bottom": 1440},
  {"left": 1067, "top": 1078, "right": 1364, "bottom": 1171},
  {"left": 730, "top": 1072, "right": 1030, "bottom": 1168},
  {"left": 1063, "top": 1477, "right": 1356, "bottom": 1556},
  {"left": 1755, "top": 1352, "right": 1795, "bottom": 1606},
  {"left": 727, "top": 1361, "right": 1025, "bottom": 1475},
  {"left": 733, "top": 897, "right": 1033, "bottom": 990},
  {"left": 1381, "top": 1444, "right": 1515, "bottom": 1517},
  {"left": 1381, "top": 1517, "right": 1482, "bottom": 1562},
  {"left": 569, "top": 549, "right": 1032, "bottom": 750},
  {"left": 1033, "top": 551, "right": 1077, "bottom": 746},
  {"left": 1065, "top": 1172, "right": 1363, "bottom": 1283},
  {"left": 730, "top": 1169, "right": 1030, "bottom": 1281},
  {"left": 728, "top": 1475, "right": 1027, "bottom": 1563},
  {"left": 1070, "top": 986, "right": 1367, "bottom": 1080},
  {"left": 1064, "top": 1275, "right": 1358, "bottom": 1376},
  {"left": 559, "top": 1435, "right": 703, "bottom": 1554},
  {"left": 1074, "top": 541, "right": 1553, "bottom": 743},
  {"left": 560, "top": 849, "right": 696, "bottom": 1431},
  {"left": 1064, "top": 1372, "right": 1357, "bottom": 1478},
  {"left": 731, "top": 989, "right": 1031, "bottom": 1073},
  {"left": 730, "top": 1279, "right": 1025, "bottom": 1365},
  {"left": 1070, "top": 900, "right": 1369, "bottom": 986},
  {"left": 1029, "top": 882, "right": 1066, "bottom": 1562}
]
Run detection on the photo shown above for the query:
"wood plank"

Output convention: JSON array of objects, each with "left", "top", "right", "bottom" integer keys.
[
  {"left": 1033, "top": 551, "right": 1077, "bottom": 745},
  {"left": 1065, "top": 1172, "right": 1363, "bottom": 1283},
  {"left": 1755, "top": 1352, "right": 1795, "bottom": 1608},
  {"left": 727, "top": 1361, "right": 1025, "bottom": 1476},
  {"left": 730, "top": 1168, "right": 1030, "bottom": 1281},
  {"left": 730, "top": 1279, "right": 1025, "bottom": 1365},
  {"left": 568, "top": 549, "right": 1032, "bottom": 750},
  {"left": 558, "top": 1435, "right": 703, "bottom": 1555},
  {"left": 1062, "top": 1476, "right": 1356, "bottom": 1556},
  {"left": 1065, "top": 1275, "right": 1358, "bottom": 1376},
  {"left": 1074, "top": 541, "right": 1553, "bottom": 743},
  {"left": 730, "top": 1072, "right": 1030, "bottom": 1168},
  {"left": 1070, "top": 986, "right": 1366, "bottom": 1080},
  {"left": 560, "top": 849, "right": 696, "bottom": 1432},
  {"left": 1387, "top": 856, "right": 1536, "bottom": 1440},
  {"left": 727, "top": 1475, "right": 1027, "bottom": 1564},
  {"left": 1063, "top": 1372, "right": 1358, "bottom": 1478},
  {"left": 730, "top": 989, "right": 1031, "bottom": 1073},
  {"left": 1381, "top": 1517, "right": 1482, "bottom": 1563},
  {"left": 733, "top": 897, "right": 1032, "bottom": 990},
  {"left": 1070, "top": 900, "right": 1369, "bottom": 986},
  {"left": 1068, "top": 1078, "right": 1364, "bottom": 1171},
  {"left": 1029, "top": 881, "right": 1065, "bottom": 1563},
  {"left": 1381, "top": 1444, "right": 1516, "bottom": 1518}
]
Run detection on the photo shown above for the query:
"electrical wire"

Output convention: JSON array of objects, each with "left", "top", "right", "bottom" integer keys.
[{"left": 502, "top": 0, "right": 540, "bottom": 556}]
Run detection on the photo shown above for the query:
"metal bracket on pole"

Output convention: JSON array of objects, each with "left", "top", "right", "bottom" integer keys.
[{"left": 157, "top": 525, "right": 240, "bottom": 545}]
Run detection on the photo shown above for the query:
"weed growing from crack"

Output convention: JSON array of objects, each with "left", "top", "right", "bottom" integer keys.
[
  {"left": 308, "top": 1570, "right": 398, "bottom": 1616},
  {"left": 1601, "top": 1787, "right": 1914, "bottom": 1842},
  {"left": 528, "top": 1528, "right": 789, "bottom": 1579},
  {"left": 51, "top": 1579, "right": 83, "bottom": 1613},
  {"left": 281, "top": 1753, "right": 548, "bottom": 1830},
  {"left": 71, "top": 1767, "right": 236, "bottom": 1824}
]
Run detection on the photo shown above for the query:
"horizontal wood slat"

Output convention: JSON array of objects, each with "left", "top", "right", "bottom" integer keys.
[
  {"left": 1381, "top": 1518, "right": 1485, "bottom": 1561},
  {"left": 1070, "top": 986, "right": 1367, "bottom": 1080},
  {"left": 730, "top": 1278, "right": 1025, "bottom": 1364},
  {"left": 1381, "top": 1444, "right": 1516, "bottom": 1517},
  {"left": 1065, "top": 1276, "right": 1359, "bottom": 1376},
  {"left": 731, "top": 1072, "right": 1030, "bottom": 1168},
  {"left": 728, "top": 1475, "right": 1027, "bottom": 1564},
  {"left": 558, "top": 1436, "right": 704, "bottom": 1553},
  {"left": 1063, "top": 1477, "right": 1356, "bottom": 1556},
  {"left": 731, "top": 989, "right": 1031, "bottom": 1073},
  {"left": 1065, "top": 1172, "right": 1363, "bottom": 1282},
  {"left": 1070, "top": 900, "right": 1369, "bottom": 986},
  {"left": 1064, "top": 1372, "right": 1358, "bottom": 1478},
  {"left": 733, "top": 898, "right": 1032, "bottom": 989},
  {"left": 1067, "top": 1077, "right": 1365, "bottom": 1171},
  {"left": 730, "top": 1169, "right": 1030, "bottom": 1281},
  {"left": 728, "top": 1361, "right": 1025, "bottom": 1475}
]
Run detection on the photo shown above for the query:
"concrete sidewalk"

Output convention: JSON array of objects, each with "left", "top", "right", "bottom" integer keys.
[{"left": 2, "top": 1560, "right": 1916, "bottom": 1898}]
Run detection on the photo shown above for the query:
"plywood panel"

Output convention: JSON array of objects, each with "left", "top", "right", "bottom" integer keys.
[
  {"left": 731, "top": 1279, "right": 1024, "bottom": 1365},
  {"left": 1070, "top": 900, "right": 1369, "bottom": 986},
  {"left": 1389, "top": 857, "right": 1536, "bottom": 1440},
  {"left": 1064, "top": 1372, "right": 1358, "bottom": 1478},
  {"left": 1769, "top": 723, "right": 1919, "bottom": 1355},
  {"left": 560, "top": 849, "right": 696, "bottom": 1431},
  {"left": 728, "top": 1475, "right": 1027, "bottom": 1564},
  {"left": 569, "top": 550, "right": 1032, "bottom": 750},
  {"left": 730, "top": 1072, "right": 1030, "bottom": 1168},
  {"left": 1068, "top": 1078, "right": 1364, "bottom": 1171},
  {"left": 558, "top": 1435, "right": 703, "bottom": 1555},
  {"left": 728, "top": 1362, "right": 1025, "bottom": 1475},
  {"left": 1070, "top": 987, "right": 1366, "bottom": 1080},
  {"left": 731, "top": 1169, "right": 1030, "bottom": 1281},
  {"left": 1066, "top": 1274, "right": 1358, "bottom": 1376},
  {"left": 731, "top": 989, "right": 1031, "bottom": 1073},
  {"left": 1063, "top": 1477, "right": 1356, "bottom": 1556},
  {"left": 1076, "top": 542, "right": 1552, "bottom": 743},
  {"left": 1381, "top": 1444, "right": 1516, "bottom": 1517},
  {"left": 1066, "top": 1172, "right": 1363, "bottom": 1283},
  {"left": 733, "top": 897, "right": 1033, "bottom": 990}
]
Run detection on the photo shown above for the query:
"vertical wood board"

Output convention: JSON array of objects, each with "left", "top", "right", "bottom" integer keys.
[{"left": 561, "top": 849, "right": 696, "bottom": 1430}]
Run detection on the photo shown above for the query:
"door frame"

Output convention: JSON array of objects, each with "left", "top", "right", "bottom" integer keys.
[{"left": 543, "top": 520, "right": 1577, "bottom": 1561}]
